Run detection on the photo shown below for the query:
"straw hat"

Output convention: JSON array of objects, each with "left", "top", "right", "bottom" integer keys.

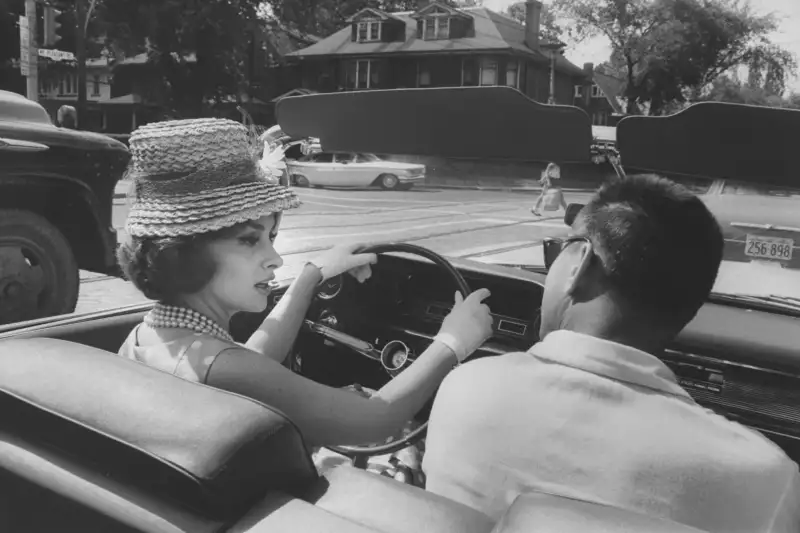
[{"left": 125, "top": 118, "right": 300, "bottom": 238}]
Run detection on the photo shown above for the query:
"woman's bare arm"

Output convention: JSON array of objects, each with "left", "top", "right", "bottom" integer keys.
[
  {"left": 206, "top": 340, "right": 457, "bottom": 447},
  {"left": 244, "top": 264, "right": 321, "bottom": 363}
]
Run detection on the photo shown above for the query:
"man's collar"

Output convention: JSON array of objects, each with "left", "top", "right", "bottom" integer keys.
[{"left": 528, "top": 330, "right": 690, "bottom": 399}]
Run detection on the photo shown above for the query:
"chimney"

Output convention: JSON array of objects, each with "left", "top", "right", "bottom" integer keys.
[
  {"left": 525, "top": 0, "right": 542, "bottom": 50},
  {"left": 582, "top": 63, "right": 594, "bottom": 106}
]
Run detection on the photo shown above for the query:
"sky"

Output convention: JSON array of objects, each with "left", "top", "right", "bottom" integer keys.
[{"left": 482, "top": 0, "right": 800, "bottom": 92}]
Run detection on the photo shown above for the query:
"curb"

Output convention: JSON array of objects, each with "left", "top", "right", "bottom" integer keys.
[{"left": 415, "top": 184, "right": 592, "bottom": 193}]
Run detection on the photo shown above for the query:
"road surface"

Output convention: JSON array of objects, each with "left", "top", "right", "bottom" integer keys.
[{"left": 76, "top": 186, "right": 592, "bottom": 314}]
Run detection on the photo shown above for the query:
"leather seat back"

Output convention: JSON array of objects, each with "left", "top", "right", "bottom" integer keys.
[
  {"left": 0, "top": 338, "right": 318, "bottom": 522},
  {"left": 493, "top": 492, "right": 707, "bottom": 532}
]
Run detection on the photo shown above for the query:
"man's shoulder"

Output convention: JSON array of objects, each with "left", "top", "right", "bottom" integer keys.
[{"left": 443, "top": 351, "right": 536, "bottom": 386}]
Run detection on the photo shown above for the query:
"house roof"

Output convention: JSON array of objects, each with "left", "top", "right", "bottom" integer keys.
[
  {"left": 592, "top": 69, "right": 625, "bottom": 114},
  {"left": 346, "top": 7, "right": 405, "bottom": 23},
  {"left": 289, "top": 5, "right": 586, "bottom": 77}
]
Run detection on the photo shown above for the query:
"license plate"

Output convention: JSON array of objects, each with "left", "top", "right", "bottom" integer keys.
[{"left": 744, "top": 235, "right": 793, "bottom": 261}]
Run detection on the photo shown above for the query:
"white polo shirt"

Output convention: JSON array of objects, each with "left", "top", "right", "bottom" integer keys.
[{"left": 423, "top": 330, "right": 800, "bottom": 532}]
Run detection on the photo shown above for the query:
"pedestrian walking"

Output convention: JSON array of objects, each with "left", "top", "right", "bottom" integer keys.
[{"left": 531, "top": 162, "right": 568, "bottom": 216}]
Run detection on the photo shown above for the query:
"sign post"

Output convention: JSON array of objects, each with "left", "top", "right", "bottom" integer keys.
[{"left": 23, "top": 0, "right": 38, "bottom": 101}]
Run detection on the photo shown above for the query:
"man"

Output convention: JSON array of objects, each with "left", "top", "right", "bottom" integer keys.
[{"left": 423, "top": 175, "right": 800, "bottom": 532}]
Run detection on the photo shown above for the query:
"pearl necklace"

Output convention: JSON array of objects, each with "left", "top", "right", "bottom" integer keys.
[{"left": 144, "top": 303, "right": 234, "bottom": 343}]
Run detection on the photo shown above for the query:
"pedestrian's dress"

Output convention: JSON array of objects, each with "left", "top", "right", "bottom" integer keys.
[{"left": 541, "top": 174, "right": 564, "bottom": 211}]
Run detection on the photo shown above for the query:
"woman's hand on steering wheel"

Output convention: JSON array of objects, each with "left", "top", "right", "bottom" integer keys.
[{"left": 309, "top": 243, "right": 378, "bottom": 283}]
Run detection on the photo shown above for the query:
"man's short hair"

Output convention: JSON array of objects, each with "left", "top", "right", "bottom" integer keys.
[{"left": 580, "top": 174, "right": 723, "bottom": 329}]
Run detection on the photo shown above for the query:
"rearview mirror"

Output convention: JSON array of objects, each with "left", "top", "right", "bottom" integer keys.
[{"left": 564, "top": 203, "right": 584, "bottom": 226}]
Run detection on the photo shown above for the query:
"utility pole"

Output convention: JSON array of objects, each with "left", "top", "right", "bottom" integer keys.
[
  {"left": 24, "top": 0, "right": 38, "bottom": 101},
  {"left": 75, "top": 0, "right": 87, "bottom": 129}
]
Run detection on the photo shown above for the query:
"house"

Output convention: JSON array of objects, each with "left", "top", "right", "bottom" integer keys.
[
  {"left": 573, "top": 63, "right": 626, "bottom": 126},
  {"left": 286, "top": 0, "right": 589, "bottom": 106},
  {"left": 36, "top": 57, "right": 144, "bottom": 132},
  {"left": 34, "top": 20, "right": 318, "bottom": 133}
]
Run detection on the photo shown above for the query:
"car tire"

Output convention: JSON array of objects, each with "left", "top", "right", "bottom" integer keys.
[
  {"left": 379, "top": 173, "right": 400, "bottom": 190},
  {"left": 0, "top": 209, "right": 79, "bottom": 325},
  {"left": 293, "top": 174, "right": 310, "bottom": 187}
]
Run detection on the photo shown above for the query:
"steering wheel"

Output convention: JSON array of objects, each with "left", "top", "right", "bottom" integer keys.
[{"left": 313, "top": 242, "right": 470, "bottom": 459}]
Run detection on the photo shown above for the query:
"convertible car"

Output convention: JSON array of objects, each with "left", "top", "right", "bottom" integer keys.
[{"left": 0, "top": 87, "right": 795, "bottom": 532}]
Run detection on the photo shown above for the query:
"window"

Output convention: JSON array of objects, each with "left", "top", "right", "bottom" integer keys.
[
  {"left": 312, "top": 153, "right": 334, "bottom": 163},
  {"left": 346, "top": 60, "right": 378, "bottom": 89},
  {"left": 333, "top": 153, "right": 355, "bottom": 164},
  {"left": 591, "top": 84, "right": 603, "bottom": 98},
  {"left": 479, "top": 58, "right": 497, "bottom": 86},
  {"left": 357, "top": 21, "right": 381, "bottom": 42},
  {"left": 355, "top": 153, "right": 380, "bottom": 163},
  {"left": 574, "top": 85, "right": 584, "bottom": 98},
  {"left": 417, "top": 62, "right": 431, "bottom": 87},
  {"left": 92, "top": 75, "right": 101, "bottom": 96},
  {"left": 423, "top": 16, "right": 450, "bottom": 40},
  {"left": 505, "top": 60, "right": 519, "bottom": 88},
  {"left": 461, "top": 58, "right": 477, "bottom": 86}
]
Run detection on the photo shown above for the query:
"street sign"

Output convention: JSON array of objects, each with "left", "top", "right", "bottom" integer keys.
[
  {"left": 38, "top": 48, "right": 75, "bottom": 61},
  {"left": 19, "top": 16, "right": 29, "bottom": 76}
]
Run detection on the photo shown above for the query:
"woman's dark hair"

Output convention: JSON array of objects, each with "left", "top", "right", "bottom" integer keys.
[{"left": 117, "top": 224, "right": 243, "bottom": 303}]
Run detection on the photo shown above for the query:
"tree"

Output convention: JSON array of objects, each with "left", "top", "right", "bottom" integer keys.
[
  {"left": 553, "top": 0, "right": 796, "bottom": 115},
  {"left": 702, "top": 74, "right": 800, "bottom": 109},
  {"left": 95, "top": 0, "right": 264, "bottom": 117},
  {"left": 505, "top": 1, "right": 563, "bottom": 43}
]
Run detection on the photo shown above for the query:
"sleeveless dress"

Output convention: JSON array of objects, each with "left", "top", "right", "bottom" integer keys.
[
  {"left": 117, "top": 323, "right": 424, "bottom": 483},
  {"left": 118, "top": 323, "right": 236, "bottom": 384}
]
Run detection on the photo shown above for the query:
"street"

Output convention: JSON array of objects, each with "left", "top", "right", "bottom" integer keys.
[{"left": 76, "top": 186, "right": 593, "bottom": 314}]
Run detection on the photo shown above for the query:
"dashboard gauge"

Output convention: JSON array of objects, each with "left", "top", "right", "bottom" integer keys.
[
  {"left": 317, "top": 275, "right": 343, "bottom": 300},
  {"left": 381, "top": 340, "right": 411, "bottom": 372}
]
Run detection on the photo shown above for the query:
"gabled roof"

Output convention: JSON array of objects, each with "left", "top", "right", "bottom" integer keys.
[
  {"left": 289, "top": 7, "right": 585, "bottom": 77},
  {"left": 410, "top": 1, "right": 471, "bottom": 20},
  {"left": 592, "top": 69, "right": 625, "bottom": 114},
  {"left": 346, "top": 8, "right": 404, "bottom": 23}
]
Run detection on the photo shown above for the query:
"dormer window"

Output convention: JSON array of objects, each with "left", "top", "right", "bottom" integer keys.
[
  {"left": 423, "top": 16, "right": 450, "bottom": 40},
  {"left": 357, "top": 21, "right": 381, "bottom": 42}
]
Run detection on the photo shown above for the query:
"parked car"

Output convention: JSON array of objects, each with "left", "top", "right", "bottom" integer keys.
[
  {"left": 288, "top": 152, "right": 426, "bottom": 190},
  {"left": 0, "top": 90, "right": 130, "bottom": 325},
  {"left": 613, "top": 102, "right": 800, "bottom": 298}
]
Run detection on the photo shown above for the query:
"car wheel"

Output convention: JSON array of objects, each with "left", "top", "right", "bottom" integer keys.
[
  {"left": 0, "top": 209, "right": 79, "bottom": 325},
  {"left": 293, "top": 174, "right": 310, "bottom": 187},
  {"left": 379, "top": 173, "right": 400, "bottom": 190}
]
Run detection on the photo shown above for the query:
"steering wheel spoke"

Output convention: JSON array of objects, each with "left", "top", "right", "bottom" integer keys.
[{"left": 306, "top": 243, "right": 471, "bottom": 458}]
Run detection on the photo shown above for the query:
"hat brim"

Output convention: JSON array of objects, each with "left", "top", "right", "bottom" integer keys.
[{"left": 125, "top": 180, "right": 300, "bottom": 238}]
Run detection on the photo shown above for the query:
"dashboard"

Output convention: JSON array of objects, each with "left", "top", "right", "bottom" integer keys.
[
  {"left": 229, "top": 252, "right": 800, "bottom": 462},
  {"left": 307, "top": 253, "right": 544, "bottom": 357}
]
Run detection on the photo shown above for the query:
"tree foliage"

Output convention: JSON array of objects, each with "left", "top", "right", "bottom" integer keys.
[
  {"left": 93, "top": 0, "right": 264, "bottom": 116},
  {"left": 552, "top": 0, "right": 797, "bottom": 115}
]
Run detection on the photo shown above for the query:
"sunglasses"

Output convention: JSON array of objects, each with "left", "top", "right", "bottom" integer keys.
[{"left": 543, "top": 236, "right": 592, "bottom": 271}]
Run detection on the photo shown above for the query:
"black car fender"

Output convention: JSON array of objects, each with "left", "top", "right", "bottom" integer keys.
[{"left": 0, "top": 172, "right": 119, "bottom": 274}]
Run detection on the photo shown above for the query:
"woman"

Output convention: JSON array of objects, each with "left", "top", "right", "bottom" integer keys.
[
  {"left": 117, "top": 118, "right": 493, "bottom": 450},
  {"left": 531, "top": 162, "right": 568, "bottom": 216}
]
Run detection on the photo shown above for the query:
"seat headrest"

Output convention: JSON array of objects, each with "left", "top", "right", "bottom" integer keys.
[
  {"left": 0, "top": 338, "right": 317, "bottom": 519},
  {"left": 493, "top": 491, "right": 707, "bottom": 533}
]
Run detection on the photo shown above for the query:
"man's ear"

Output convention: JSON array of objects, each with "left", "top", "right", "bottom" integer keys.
[{"left": 565, "top": 242, "right": 594, "bottom": 297}]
